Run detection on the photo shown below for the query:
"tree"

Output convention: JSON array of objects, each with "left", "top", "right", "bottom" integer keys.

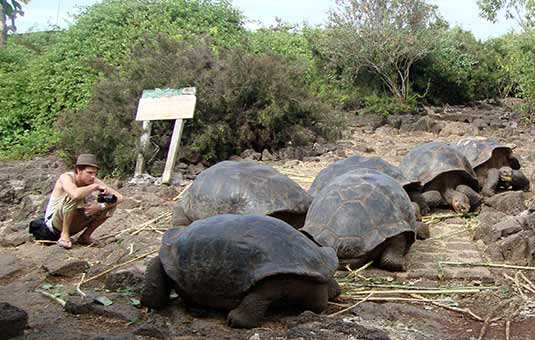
[
  {"left": 478, "top": 1, "right": 535, "bottom": 100},
  {"left": 478, "top": 0, "right": 535, "bottom": 29},
  {"left": 1, "top": 0, "right": 29, "bottom": 47},
  {"left": 323, "top": 0, "right": 442, "bottom": 103}
]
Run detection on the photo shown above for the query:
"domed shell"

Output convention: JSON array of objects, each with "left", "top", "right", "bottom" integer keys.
[
  {"left": 308, "top": 155, "right": 421, "bottom": 197},
  {"left": 399, "top": 142, "right": 479, "bottom": 191},
  {"left": 303, "top": 169, "right": 416, "bottom": 260},
  {"left": 160, "top": 214, "right": 338, "bottom": 304},
  {"left": 455, "top": 137, "right": 517, "bottom": 170},
  {"left": 181, "top": 161, "right": 312, "bottom": 222}
]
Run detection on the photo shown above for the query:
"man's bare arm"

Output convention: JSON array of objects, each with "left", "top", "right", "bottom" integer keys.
[{"left": 60, "top": 174, "right": 103, "bottom": 200}]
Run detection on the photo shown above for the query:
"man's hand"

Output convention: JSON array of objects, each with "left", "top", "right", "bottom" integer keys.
[{"left": 84, "top": 203, "right": 104, "bottom": 217}]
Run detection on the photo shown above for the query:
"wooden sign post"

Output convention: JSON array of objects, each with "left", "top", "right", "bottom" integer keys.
[{"left": 134, "top": 87, "right": 196, "bottom": 184}]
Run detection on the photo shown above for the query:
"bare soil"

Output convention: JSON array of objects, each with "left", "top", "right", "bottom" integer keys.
[{"left": 1, "top": 99, "right": 535, "bottom": 340}]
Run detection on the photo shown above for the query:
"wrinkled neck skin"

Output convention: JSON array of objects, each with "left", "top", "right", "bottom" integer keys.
[{"left": 442, "top": 187, "right": 458, "bottom": 206}]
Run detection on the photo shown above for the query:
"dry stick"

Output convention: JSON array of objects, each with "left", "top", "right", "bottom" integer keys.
[
  {"left": 336, "top": 296, "right": 451, "bottom": 303},
  {"left": 172, "top": 182, "right": 193, "bottom": 201},
  {"left": 81, "top": 249, "right": 158, "bottom": 285},
  {"left": 76, "top": 273, "right": 87, "bottom": 297},
  {"left": 429, "top": 227, "right": 473, "bottom": 240},
  {"left": 422, "top": 212, "right": 474, "bottom": 224},
  {"left": 339, "top": 282, "right": 497, "bottom": 291},
  {"left": 503, "top": 273, "right": 526, "bottom": 299},
  {"left": 37, "top": 289, "right": 66, "bottom": 307},
  {"left": 440, "top": 261, "right": 535, "bottom": 271},
  {"left": 34, "top": 240, "right": 57, "bottom": 244},
  {"left": 410, "top": 294, "right": 483, "bottom": 322},
  {"left": 98, "top": 212, "right": 172, "bottom": 240},
  {"left": 328, "top": 293, "right": 373, "bottom": 317},
  {"left": 519, "top": 271, "right": 535, "bottom": 292},
  {"left": 344, "top": 260, "right": 373, "bottom": 279},
  {"left": 131, "top": 213, "right": 172, "bottom": 236},
  {"left": 477, "top": 299, "right": 510, "bottom": 340},
  {"left": 343, "top": 288, "right": 484, "bottom": 295}
]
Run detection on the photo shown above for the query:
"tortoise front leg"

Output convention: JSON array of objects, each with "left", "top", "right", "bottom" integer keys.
[
  {"left": 511, "top": 169, "right": 530, "bottom": 192},
  {"left": 415, "top": 221, "right": 430, "bottom": 240},
  {"left": 378, "top": 234, "right": 408, "bottom": 272},
  {"left": 482, "top": 168, "right": 500, "bottom": 197},
  {"left": 407, "top": 190, "right": 430, "bottom": 215},
  {"left": 422, "top": 190, "right": 444, "bottom": 209},
  {"left": 141, "top": 256, "right": 173, "bottom": 309},
  {"left": 456, "top": 184, "right": 482, "bottom": 210}
]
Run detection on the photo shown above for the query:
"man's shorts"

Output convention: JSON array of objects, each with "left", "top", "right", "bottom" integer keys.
[{"left": 48, "top": 194, "right": 115, "bottom": 234}]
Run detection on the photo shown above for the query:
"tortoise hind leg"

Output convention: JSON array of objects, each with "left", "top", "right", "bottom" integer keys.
[
  {"left": 227, "top": 276, "right": 331, "bottom": 328},
  {"left": 482, "top": 168, "right": 500, "bottom": 197},
  {"left": 227, "top": 278, "right": 282, "bottom": 328},
  {"left": 408, "top": 190, "right": 430, "bottom": 215},
  {"left": 140, "top": 256, "right": 173, "bottom": 309},
  {"left": 456, "top": 184, "right": 482, "bottom": 209},
  {"left": 422, "top": 190, "right": 444, "bottom": 209},
  {"left": 511, "top": 169, "right": 530, "bottom": 192},
  {"left": 415, "top": 221, "right": 430, "bottom": 240},
  {"left": 378, "top": 234, "right": 408, "bottom": 272}
]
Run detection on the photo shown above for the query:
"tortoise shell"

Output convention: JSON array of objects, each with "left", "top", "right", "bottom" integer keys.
[
  {"left": 308, "top": 154, "right": 421, "bottom": 197},
  {"left": 180, "top": 161, "right": 311, "bottom": 223},
  {"left": 399, "top": 142, "right": 479, "bottom": 191},
  {"left": 160, "top": 214, "right": 338, "bottom": 305},
  {"left": 303, "top": 169, "right": 416, "bottom": 260},
  {"left": 455, "top": 137, "right": 519, "bottom": 170}
]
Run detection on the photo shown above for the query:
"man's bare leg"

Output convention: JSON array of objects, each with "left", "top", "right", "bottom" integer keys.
[
  {"left": 58, "top": 209, "right": 77, "bottom": 249},
  {"left": 77, "top": 213, "right": 109, "bottom": 245}
]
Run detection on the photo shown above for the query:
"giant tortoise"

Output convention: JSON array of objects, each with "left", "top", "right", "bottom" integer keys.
[
  {"left": 141, "top": 214, "right": 340, "bottom": 329},
  {"left": 308, "top": 154, "right": 429, "bottom": 217},
  {"left": 173, "top": 161, "right": 312, "bottom": 228},
  {"left": 455, "top": 137, "right": 529, "bottom": 196},
  {"left": 303, "top": 169, "right": 417, "bottom": 271},
  {"left": 400, "top": 142, "right": 482, "bottom": 213}
]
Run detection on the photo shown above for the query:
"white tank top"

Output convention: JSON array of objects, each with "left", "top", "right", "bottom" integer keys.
[{"left": 44, "top": 172, "right": 74, "bottom": 230}]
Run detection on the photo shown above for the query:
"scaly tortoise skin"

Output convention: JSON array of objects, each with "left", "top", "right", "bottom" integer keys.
[
  {"left": 308, "top": 154, "right": 429, "bottom": 217},
  {"left": 140, "top": 214, "right": 340, "bottom": 329},
  {"left": 173, "top": 161, "right": 312, "bottom": 228},
  {"left": 303, "top": 169, "right": 417, "bottom": 272},
  {"left": 455, "top": 137, "right": 529, "bottom": 196},
  {"left": 400, "top": 141, "right": 482, "bottom": 213}
]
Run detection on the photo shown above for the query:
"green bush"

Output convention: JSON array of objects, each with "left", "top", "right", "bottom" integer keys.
[
  {"left": 411, "top": 27, "right": 507, "bottom": 104},
  {"left": 60, "top": 35, "right": 343, "bottom": 175},
  {"left": 0, "top": 0, "right": 246, "bottom": 160}
]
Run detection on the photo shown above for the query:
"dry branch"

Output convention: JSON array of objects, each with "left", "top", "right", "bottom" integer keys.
[
  {"left": 81, "top": 249, "right": 158, "bottom": 285},
  {"left": 410, "top": 294, "right": 483, "bottom": 321},
  {"left": 440, "top": 261, "right": 535, "bottom": 271},
  {"left": 328, "top": 293, "right": 373, "bottom": 317},
  {"left": 37, "top": 289, "right": 66, "bottom": 307}
]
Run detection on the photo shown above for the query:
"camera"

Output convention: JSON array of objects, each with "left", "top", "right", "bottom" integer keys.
[{"left": 97, "top": 193, "right": 117, "bottom": 204}]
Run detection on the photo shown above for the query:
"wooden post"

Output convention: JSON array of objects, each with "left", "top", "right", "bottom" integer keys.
[
  {"left": 134, "top": 120, "right": 152, "bottom": 177},
  {"left": 162, "top": 119, "right": 185, "bottom": 184}
]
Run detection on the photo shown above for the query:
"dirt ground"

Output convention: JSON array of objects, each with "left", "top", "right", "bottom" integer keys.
[{"left": 1, "top": 99, "right": 535, "bottom": 340}]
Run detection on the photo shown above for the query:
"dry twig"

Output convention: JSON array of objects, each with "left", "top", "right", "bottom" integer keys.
[
  {"left": 76, "top": 273, "right": 87, "bottom": 297},
  {"left": 439, "top": 261, "right": 535, "bottom": 271},
  {"left": 328, "top": 293, "right": 373, "bottom": 317},
  {"left": 410, "top": 294, "right": 483, "bottom": 321},
  {"left": 37, "top": 289, "right": 66, "bottom": 307},
  {"left": 172, "top": 182, "right": 193, "bottom": 201},
  {"left": 81, "top": 249, "right": 158, "bottom": 285}
]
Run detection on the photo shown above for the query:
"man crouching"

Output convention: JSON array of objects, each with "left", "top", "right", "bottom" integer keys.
[{"left": 42, "top": 154, "right": 124, "bottom": 249}]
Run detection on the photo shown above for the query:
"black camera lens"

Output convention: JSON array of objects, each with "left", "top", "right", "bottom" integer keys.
[{"left": 97, "top": 193, "right": 117, "bottom": 204}]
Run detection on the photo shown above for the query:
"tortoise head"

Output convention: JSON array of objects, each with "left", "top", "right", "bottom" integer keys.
[
  {"left": 499, "top": 166, "right": 513, "bottom": 183},
  {"left": 451, "top": 192, "right": 470, "bottom": 214}
]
